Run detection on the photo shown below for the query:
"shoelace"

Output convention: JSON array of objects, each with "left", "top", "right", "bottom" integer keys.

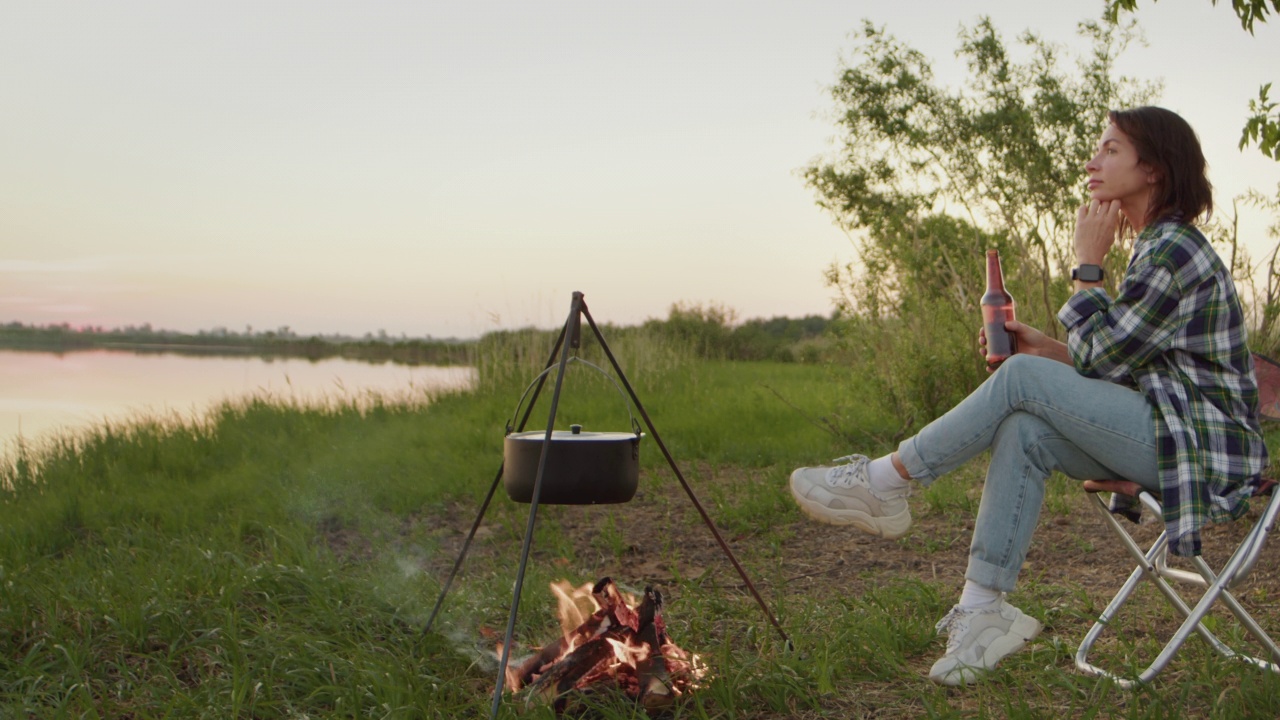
[
  {"left": 826, "top": 455, "right": 866, "bottom": 488},
  {"left": 934, "top": 606, "right": 975, "bottom": 651}
]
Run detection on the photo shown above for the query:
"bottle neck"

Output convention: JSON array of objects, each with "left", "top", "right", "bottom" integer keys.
[{"left": 986, "top": 252, "right": 1006, "bottom": 292}]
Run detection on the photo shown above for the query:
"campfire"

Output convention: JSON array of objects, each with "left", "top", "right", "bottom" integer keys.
[{"left": 499, "top": 577, "right": 707, "bottom": 710}]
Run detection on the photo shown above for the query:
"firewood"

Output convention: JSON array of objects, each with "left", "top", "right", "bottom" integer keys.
[
  {"left": 513, "top": 608, "right": 612, "bottom": 687},
  {"left": 634, "top": 586, "right": 675, "bottom": 709},
  {"left": 511, "top": 579, "right": 625, "bottom": 689},
  {"left": 512, "top": 636, "right": 568, "bottom": 689},
  {"left": 524, "top": 633, "right": 618, "bottom": 702},
  {"left": 592, "top": 577, "right": 640, "bottom": 633},
  {"left": 508, "top": 578, "right": 704, "bottom": 710}
]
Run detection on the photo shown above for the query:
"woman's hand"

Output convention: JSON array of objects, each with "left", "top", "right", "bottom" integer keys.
[
  {"left": 978, "top": 320, "right": 1071, "bottom": 370},
  {"left": 978, "top": 325, "right": 1005, "bottom": 372},
  {"left": 1074, "top": 199, "right": 1122, "bottom": 266},
  {"left": 1005, "top": 320, "right": 1051, "bottom": 356}
]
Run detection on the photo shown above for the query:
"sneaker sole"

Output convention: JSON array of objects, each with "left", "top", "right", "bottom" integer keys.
[
  {"left": 930, "top": 613, "right": 1043, "bottom": 686},
  {"left": 789, "top": 474, "right": 912, "bottom": 540}
]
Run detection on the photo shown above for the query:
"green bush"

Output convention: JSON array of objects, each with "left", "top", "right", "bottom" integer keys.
[{"left": 806, "top": 18, "right": 1154, "bottom": 430}]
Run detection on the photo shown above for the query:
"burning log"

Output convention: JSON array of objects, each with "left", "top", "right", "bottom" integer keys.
[
  {"left": 509, "top": 577, "right": 627, "bottom": 688},
  {"left": 593, "top": 576, "right": 640, "bottom": 632},
  {"left": 633, "top": 587, "right": 675, "bottom": 710},
  {"left": 502, "top": 577, "right": 706, "bottom": 711},
  {"left": 526, "top": 633, "right": 622, "bottom": 701}
]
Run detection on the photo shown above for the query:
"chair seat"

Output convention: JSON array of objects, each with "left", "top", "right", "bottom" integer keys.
[
  {"left": 1084, "top": 477, "right": 1277, "bottom": 498},
  {"left": 1081, "top": 478, "right": 1143, "bottom": 497}
]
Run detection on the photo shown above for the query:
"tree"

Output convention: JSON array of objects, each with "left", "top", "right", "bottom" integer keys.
[
  {"left": 806, "top": 17, "right": 1154, "bottom": 428},
  {"left": 1106, "top": 0, "right": 1280, "bottom": 161}
]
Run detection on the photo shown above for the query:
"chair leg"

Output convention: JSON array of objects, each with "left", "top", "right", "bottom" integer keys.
[
  {"left": 1075, "top": 557, "right": 1152, "bottom": 689},
  {"left": 1188, "top": 551, "right": 1280, "bottom": 670},
  {"left": 1074, "top": 492, "right": 1280, "bottom": 686}
]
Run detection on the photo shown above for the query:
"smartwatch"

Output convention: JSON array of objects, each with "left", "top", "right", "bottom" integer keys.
[{"left": 1072, "top": 264, "right": 1104, "bottom": 283}]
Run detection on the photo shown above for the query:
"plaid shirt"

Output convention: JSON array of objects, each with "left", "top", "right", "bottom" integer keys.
[{"left": 1057, "top": 220, "right": 1269, "bottom": 556}]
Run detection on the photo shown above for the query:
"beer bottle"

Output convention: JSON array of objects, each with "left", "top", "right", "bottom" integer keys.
[{"left": 981, "top": 249, "right": 1018, "bottom": 366}]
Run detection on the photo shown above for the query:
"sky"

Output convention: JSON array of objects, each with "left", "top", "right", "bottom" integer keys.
[{"left": 2, "top": 1, "right": 1278, "bottom": 340}]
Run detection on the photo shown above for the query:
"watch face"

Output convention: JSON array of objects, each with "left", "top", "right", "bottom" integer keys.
[{"left": 1075, "top": 265, "right": 1103, "bottom": 282}]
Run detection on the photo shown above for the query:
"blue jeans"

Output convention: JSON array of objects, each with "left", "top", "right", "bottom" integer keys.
[{"left": 896, "top": 354, "right": 1159, "bottom": 592}]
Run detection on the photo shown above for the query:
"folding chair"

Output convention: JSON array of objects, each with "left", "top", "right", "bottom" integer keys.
[{"left": 1074, "top": 478, "right": 1280, "bottom": 688}]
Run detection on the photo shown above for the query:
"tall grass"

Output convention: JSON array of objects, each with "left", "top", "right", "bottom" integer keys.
[
  {"left": 0, "top": 330, "right": 882, "bottom": 717},
  {"left": 2, "top": 329, "right": 1279, "bottom": 718}
]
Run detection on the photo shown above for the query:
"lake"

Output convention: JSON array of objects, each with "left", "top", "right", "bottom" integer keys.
[{"left": 1, "top": 349, "right": 475, "bottom": 455}]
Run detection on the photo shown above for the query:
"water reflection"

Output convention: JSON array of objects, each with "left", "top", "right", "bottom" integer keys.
[{"left": 1, "top": 349, "right": 475, "bottom": 453}]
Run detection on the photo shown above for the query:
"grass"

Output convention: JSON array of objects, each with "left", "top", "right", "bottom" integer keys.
[{"left": 3, "top": 342, "right": 1280, "bottom": 718}]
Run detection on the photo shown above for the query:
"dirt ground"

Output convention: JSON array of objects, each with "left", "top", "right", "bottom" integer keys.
[
  {"left": 399, "top": 462, "right": 1280, "bottom": 716},
  {"left": 417, "top": 464, "right": 1278, "bottom": 614}
]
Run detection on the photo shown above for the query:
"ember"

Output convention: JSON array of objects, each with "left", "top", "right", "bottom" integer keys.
[{"left": 499, "top": 577, "right": 707, "bottom": 710}]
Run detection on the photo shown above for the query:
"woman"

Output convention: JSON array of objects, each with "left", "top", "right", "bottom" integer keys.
[{"left": 790, "top": 106, "right": 1269, "bottom": 686}]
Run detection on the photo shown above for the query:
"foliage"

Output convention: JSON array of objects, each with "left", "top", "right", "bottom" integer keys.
[
  {"left": 1206, "top": 185, "right": 1280, "bottom": 359},
  {"left": 1243, "top": 82, "right": 1280, "bottom": 161},
  {"left": 640, "top": 302, "right": 833, "bottom": 363},
  {"left": 1105, "top": 0, "right": 1278, "bottom": 34},
  {"left": 805, "top": 17, "right": 1154, "bottom": 429},
  {"left": 1106, "top": 0, "right": 1280, "bottom": 162},
  {"left": 642, "top": 301, "right": 739, "bottom": 361},
  {"left": 1237, "top": 184, "right": 1280, "bottom": 354}
]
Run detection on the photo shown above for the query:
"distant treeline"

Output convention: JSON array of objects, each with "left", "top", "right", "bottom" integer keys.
[
  {"left": 0, "top": 321, "right": 474, "bottom": 366},
  {"left": 1, "top": 307, "right": 836, "bottom": 366},
  {"left": 640, "top": 303, "right": 833, "bottom": 362}
]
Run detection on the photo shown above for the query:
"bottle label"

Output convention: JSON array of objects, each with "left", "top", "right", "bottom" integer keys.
[{"left": 982, "top": 304, "right": 1017, "bottom": 362}]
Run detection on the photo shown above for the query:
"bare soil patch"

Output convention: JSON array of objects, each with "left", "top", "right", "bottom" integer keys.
[
  {"left": 393, "top": 463, "right": 1280, "bottom": 716},
  {"left": 415, "top": 464, "right": 1277, "bottom": 612}
]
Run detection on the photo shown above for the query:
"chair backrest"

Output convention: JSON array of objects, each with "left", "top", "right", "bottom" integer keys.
[
  {"left": 1233, "top": 486, "right": 1280, "bottom": 586},
  {"left": 1254, "top": 353, "right": 1280, "bottom": 421}
]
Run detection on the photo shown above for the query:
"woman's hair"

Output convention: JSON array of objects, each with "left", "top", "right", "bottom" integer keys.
[{"left": 1108, "top": 106, "right": 1213, "bottom": 226}]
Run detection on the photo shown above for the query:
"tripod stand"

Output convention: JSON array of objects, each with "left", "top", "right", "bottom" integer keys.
[{"left": 423, "top": 292, "right": 791, "bottom": 717}]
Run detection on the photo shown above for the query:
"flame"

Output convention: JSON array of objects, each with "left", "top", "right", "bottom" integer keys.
[
  {"left": 549, "top": 580, "right": 596, "bottom": 642},
  {"left": 498, "top": 578, "right": 707, "bottom": 703},
  {"left": 606, "top": 636, "right": 650, "bottom": 667}
]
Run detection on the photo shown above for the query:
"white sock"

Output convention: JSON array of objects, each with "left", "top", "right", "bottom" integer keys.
[
  {"left": 867, "top": 454, "right": 910, "bottom": 496},
  {"left": 957, "top": 581, "right": 1002, "bottom": 610}
]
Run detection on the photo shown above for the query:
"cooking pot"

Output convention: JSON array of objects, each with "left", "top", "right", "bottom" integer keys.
[{"left": 502, "top": 359, "right": 644, "bottom": 505}]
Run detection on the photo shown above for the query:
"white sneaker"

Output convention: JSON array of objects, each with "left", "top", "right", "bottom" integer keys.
[
  {"left": 928, "top": 599, "right": 1042, "bottom": 686},
  {"left": 789, "top": 455, "right": 911, "bottom": 539}
]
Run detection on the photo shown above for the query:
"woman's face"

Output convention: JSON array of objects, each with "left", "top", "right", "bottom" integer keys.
[{"left": 1085, "top": 123, "right": 1156, "bottom": 212}]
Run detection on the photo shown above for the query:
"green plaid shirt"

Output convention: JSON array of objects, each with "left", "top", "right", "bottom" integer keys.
[{"left": 1057, "top": 220, "right": 1269, "bottom": 556}]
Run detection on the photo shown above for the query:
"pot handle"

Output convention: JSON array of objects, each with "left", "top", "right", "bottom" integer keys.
[{"left": 505, "top": 357, "right": 643, "bottom": 437}]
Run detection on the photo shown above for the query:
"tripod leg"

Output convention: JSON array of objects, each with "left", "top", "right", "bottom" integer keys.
[
  {"left": 423, "top": 318, "right": 571, "bottom": 635},
  {"left": 580, "top": 304, "right": 793, "bottom": 650},
  {"left": 490, "top": 292, "right": 582, "bottom": 717},
  {"left": 423, "top": 465, "right": 503, "bottom": 635}
]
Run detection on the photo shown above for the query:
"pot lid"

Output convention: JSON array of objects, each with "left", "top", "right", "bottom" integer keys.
[{"left": 507, "top": 429, "right": 641, "bottom": 442}]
